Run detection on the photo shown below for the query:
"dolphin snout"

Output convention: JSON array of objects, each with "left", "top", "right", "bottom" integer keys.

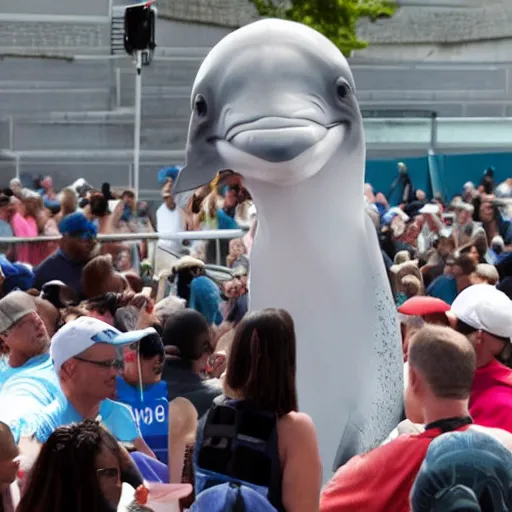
[{"left": 229, "top": 120, "right": 327, "bottom": 163}]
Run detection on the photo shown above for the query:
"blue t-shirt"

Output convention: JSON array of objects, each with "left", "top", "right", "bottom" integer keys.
[
  {"left": 116, "top": 377, "right": 169, "bottom": 464},
  {"left": 427, "top": 275, "right": 458, "bottom": 305},
  {"left": 34, "top": 250, "right": 87, "bottom": 298},
  {"left": 216, "top": 209, "right": 238, "bottom": 230},
  {"left": 12, "top": 396, "right": 141, "bottom": 444},
  {"left": 0, "top": 353, "right": 62, "bottom": 429}
]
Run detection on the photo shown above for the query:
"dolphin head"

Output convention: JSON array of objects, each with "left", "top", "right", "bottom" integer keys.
[{"left": 174, "top": 18, "right": 364, "bottom": 192}]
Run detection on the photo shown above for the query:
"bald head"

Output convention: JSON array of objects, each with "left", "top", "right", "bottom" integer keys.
[{"left": 408, "top": 325, "right": 476, "bottom": 400}]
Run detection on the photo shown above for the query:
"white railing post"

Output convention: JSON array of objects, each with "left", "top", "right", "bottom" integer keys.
[
  {"left": 215, "top": 238, "right": 221, "bottom": 266},
  {"left": 128, "top": 163, "right": 133, "bottom": 188},
  {"left": 9, "top": 116, "right": 14, "bottom": 151},
  {"left": 116, "top": 67, "right": 122, "bottom": 109}
]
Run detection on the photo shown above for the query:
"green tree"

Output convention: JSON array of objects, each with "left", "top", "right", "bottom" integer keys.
[{"left": 249, "top": 0, "right": 396, "bottom": 56}]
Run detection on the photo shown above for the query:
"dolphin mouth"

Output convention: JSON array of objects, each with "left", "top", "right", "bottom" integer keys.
[{"left": 223, "top": 117, "right": 345, "bottom": 163}]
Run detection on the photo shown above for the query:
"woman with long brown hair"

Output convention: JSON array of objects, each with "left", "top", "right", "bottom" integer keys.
[{"left": 196, "top": 308, "right": 322, "bottom": 512}]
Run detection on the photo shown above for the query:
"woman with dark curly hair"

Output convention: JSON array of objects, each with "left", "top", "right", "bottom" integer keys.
[{"left": 17, "top": 420, "right": 127, "bottom": 512}]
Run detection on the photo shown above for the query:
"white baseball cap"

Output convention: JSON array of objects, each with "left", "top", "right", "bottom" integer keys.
[
  {"left": 451, "top": 284, "right": 512, "bottom": 340},
  {"left": 50, "top": 316, "right": 157, "bottom": 373},
  {"left": 419, "top": 203, "right": 440, "bottom": 215}
]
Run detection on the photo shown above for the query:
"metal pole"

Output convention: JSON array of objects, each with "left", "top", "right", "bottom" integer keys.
[
  {"left": 215, "top": 238, "right": 221, "bottom": 266},
  {"left": 9, "top": 116, "right": 14, "bottom": 150},
  {"left": 429, "top": 112, "right": 438, "bottom": 151},
  {"left": 116, "top": 67, "right": 122, "bottom": 109},
  {"left": 15, "top": 154, "right": 20, "bottom": 179},
  {"left": 133, "top": 50, "right": 142, "bottom": 199}
]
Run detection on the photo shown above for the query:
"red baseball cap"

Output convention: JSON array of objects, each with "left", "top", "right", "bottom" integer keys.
[{"left": 398, "top": 296, "right": 450, "bottom": 316}]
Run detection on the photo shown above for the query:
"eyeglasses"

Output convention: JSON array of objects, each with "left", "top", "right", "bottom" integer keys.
[
  {"left": 73, "top": 356, "right": 124, "bottom": 370},
  {"left": 96, "top": 467, "right": 120, "bottom": 481}
]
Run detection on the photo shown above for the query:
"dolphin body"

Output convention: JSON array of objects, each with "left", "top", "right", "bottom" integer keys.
[{"left": 175, "top": 19, "right": 403, "bottom": 478}]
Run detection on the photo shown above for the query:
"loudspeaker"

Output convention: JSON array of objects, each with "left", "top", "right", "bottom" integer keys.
[{"left": 124, "top": 2, "right": 156, "bottom": 54}]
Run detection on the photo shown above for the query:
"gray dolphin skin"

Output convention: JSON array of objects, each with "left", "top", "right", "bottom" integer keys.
[{"left": 175, "top": 18, "right": 403, "bottom": 480}]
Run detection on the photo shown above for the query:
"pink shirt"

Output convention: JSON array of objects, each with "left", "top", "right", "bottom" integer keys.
[
  {"left": 10, "top": 213, "right": 48, "bottom": 266},
  {"left": 470, "top": 359, "right": 512, "bottom": 433},
  {"left": 11, "top": 213, "right": 36, "bottom": 264}
]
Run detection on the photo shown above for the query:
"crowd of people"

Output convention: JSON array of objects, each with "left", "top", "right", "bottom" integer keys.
[{"left": 1, "top": 165, "right": 512, "bottom": 511}]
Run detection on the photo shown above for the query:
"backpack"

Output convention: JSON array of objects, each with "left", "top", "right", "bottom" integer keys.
[
  {"left": 190, "top": 482, "right": 278, "bottom": 512},
  {"left": 193, "top": 397, "right": 283, "bottom": 511}
]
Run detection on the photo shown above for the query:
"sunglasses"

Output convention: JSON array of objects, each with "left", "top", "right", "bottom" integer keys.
[
  {"left": 73, "top": 357, "right": 124, "bottom": 370},
  {"left": 69, "top": 232, "right": 96, "bottom": 241}
]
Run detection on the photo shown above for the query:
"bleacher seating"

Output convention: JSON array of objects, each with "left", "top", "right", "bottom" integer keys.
[{"left": 0, "top": 2, "right": 511, "bottom": 196}]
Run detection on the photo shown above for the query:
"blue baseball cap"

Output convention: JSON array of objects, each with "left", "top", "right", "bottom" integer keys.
[
  {"left": 411, "top": 430, "right": 512, "bottom": 511},
  {"left": 157, "top": 166, "right": 182, "bottom": 185},
  {"left": 59, "top": 212, "right": 97, "bottom": 238},
  {"left": 190, "top": 483, "right": 278, "bottom": 512}
]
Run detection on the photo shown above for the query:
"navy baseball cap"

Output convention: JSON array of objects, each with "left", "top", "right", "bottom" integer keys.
[
  {"left": 59, "top": 212, "right": 97, "bottom": 238},
  {"left": 190, "top": 483, "right": 278, "bottom": 512},
  {"left": 411, "top": 430, "right": 512, "bottom": 511}
]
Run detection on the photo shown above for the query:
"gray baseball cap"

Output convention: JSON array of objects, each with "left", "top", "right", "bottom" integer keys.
[{"left": 0, "top": 291, "right": 36, "bottom": 333}]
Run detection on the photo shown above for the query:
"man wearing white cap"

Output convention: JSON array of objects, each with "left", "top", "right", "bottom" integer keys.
[
  {"left": 13, "top": 316, "right": 156, "bottom": 458},
  {"left": 448, "top": 283, "right": 512, "bottom": 432}
]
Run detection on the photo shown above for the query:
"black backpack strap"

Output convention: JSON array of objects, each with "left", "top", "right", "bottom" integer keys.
[
  {"left": 425, "top": 416, "right": 473, "bottom": 433},
  {"left": 265, "top": 419, "right": 284, "bottom": 511}
]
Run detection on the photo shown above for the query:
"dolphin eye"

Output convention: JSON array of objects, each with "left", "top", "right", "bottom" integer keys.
[
  {"left": 335, "top": 80, "right": 351, "bottom": 101},
  {"left": 194, "top": 94, "right": 208, "bottom": 117}
]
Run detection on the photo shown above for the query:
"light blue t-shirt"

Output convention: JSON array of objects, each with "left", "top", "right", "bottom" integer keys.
[
  {"left": 12, "top": 396, "right": 141, "bottom": 444},
  {"left": 0, "top": 353, "right": 62, "bottom": 429},
  {"left": 0, "top": 220, "right": 13, "bottom": 255}
]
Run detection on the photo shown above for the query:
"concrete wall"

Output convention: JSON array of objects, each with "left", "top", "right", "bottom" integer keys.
[
  {"left": 358, "top": 0, "right": 512, "bottom": 44},
  {"left": 0, "top": 0, "right": 109, "bottom": 16},
  {"left": 156, "top": 0, "right": 258, "bottom": 28},
  {"left": 155, "top": 18, "right": 231, "bottom": 48},
  {"left": 356, "top": 39, "right": 512, "bottom": 63},
  {"left": 0, "top": 15, "right": 110, "bottom": 56}
]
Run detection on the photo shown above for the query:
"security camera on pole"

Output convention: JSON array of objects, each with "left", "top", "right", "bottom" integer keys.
[{"left": 123, "top": 0, "right": 157, "bottom": 200}]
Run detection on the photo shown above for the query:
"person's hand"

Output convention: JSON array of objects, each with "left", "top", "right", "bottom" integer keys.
[
  {"left": 117, "top": 291, "right": 136, "bottom": 307},
  {"left": 206, "top": 352, "right": 227, "bottom": 379},
  {"left": 211, "top": 322, "right": 234, "bottom": 348},
  {"left": 129, "top": 292, "right": 149, "bottom": 310},
  {"left": 135, "top": 300, "right": 160, "bottom": 330}
]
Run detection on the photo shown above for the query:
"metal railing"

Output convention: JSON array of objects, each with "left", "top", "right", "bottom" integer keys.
[{"left": 0, "top": 229, "right": 246, "bottom": 268}]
